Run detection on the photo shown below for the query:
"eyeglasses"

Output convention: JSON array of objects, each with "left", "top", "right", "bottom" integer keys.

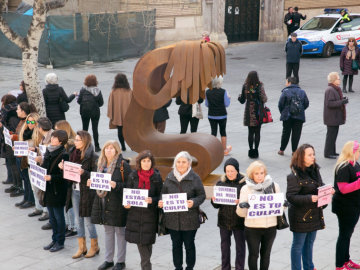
[
  {"left": 26, "top": 120, "right": 36, "bottom": 124},
  {"left": 74, "top": 139, "right": 82, "bottom": 142},
  {"left": 349, "top": 40, "right": 355, "bottom": 43}
]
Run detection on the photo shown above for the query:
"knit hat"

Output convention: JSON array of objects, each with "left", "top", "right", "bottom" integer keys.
[{"left": 224, "top": 158, "right": 239, "bottom": 173}]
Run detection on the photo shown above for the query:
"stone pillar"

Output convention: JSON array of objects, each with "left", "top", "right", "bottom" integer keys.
[
  {"left": 259, "top": 0, "right": 285, "bottom": 42},
  {"left": 202, "top": 0, "right": 228, "bottom": 48}
]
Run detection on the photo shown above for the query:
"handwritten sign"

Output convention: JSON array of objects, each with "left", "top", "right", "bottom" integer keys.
[
  {"left": 162, "top": 193, "right": 188, "bottom": 212},
  {"left": 28, "top": 151, "right": 37, "bottom": 166},
  {"left": 90, "top": 172, "right": 111, "bottom": 191},
  {"left": 39, "top": 144, "right": 47, "bottom": 157},
  {"left": 14, "top": 141, "right": 29, "bottom": 156},
  {"left": 123, "top": 188, "right": 148, "bottom": 208},
  {"left": 213, "top": 186, "right": 237, "bottom": 205},
  {"left": 29, "top": 164, "right": 47, "bottom": 191},
  {"left": 247, "top": 193, "right": 284, "bottom": 219},
  {"left": 318, "top": 184, "right": 333, "bottom": 207},
  {"left": 63, "top": 161, "right": 82, "bottom": 182},
  {"left": 3, "top": 127, "right": 12, "bottom": 147}
]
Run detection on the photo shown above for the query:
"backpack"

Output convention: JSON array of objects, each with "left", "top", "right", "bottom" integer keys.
[{"left": 288, "top": 94, "right": 303, "bottom": 116}]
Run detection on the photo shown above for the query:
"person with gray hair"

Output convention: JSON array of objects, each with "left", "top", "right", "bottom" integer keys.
[
  {"left": 323, "top": 72, "right": 348, "bottom": 159},
  {"left": 42, "top": 73, "right": 76, "bottom": 127},
  {"left": 205, "top": 76, "right": 232, "bottom": 155},
  {"left": 158, "top": 151, "right": 206, "bottom": 270}
]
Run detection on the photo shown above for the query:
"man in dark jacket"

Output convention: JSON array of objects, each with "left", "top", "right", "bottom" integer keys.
[
  {"left": 278, "top": 77, "right": 309, "bottom": 155},
  {"left": 291, "top": 7, "right": 306, "bottom": 32},
  {"left": 285, "top": 33, "right": 303, "bottom": 83},
  {"left": 284, "top": 7, "right": 294, "bottom": 36}
]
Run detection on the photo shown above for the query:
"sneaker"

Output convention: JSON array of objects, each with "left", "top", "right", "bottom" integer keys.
[
  {"left": 278, "top": 150, "right": 284, "bottom": 156},
  {"left": 346, "top": 260, "right": 360, "bottom": 269},
  {"left": 38, "top": 212, "right": 49, "bottom": 221},
  {"left": 41, "top": 222, "right": 52, "bottom": 230},
  {"left": 65, "top": 229, "right": 77, "bottom": 238},
  {"left": 28, "top": 209, "right": 43, "bottom": 217}
]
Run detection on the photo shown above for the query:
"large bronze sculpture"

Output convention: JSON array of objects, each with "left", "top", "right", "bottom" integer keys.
[{"left": 123, "top": 40, "right": 226, "bottom": 180}]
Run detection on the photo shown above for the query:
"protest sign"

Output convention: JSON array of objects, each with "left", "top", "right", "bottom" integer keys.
[
  {"left": 247, "top": 193, "right": 284, "bottom": 219},
  {"left": 14, "top": 141, "right": 29, "bottom": 156},
  {"left": 39, "top": 144, "right": 47, "bottom": 157},
  {"left": 28, "top": 151, "right": 37, "bottom": 166},
  {"left": 29, "top": 164, "right": 47, "bottom": 191},
  {"left": 63, "top": 161, "right": 82, "bottom": 182},
  {"left": 90, "top": 172, "right": 111, "bottom": 191},
  {"left": 123, "top": 188, "right": 148, "bottom": 208},
  {"left": 3, "top": 127, "right": 12, "bottom": 147},
  {"left": 162, "top": 193, "right": 188, "bottom": 212},
  {"left": 213, "top": 186, "right": 237, "bottom": 205},
  {"left": 317, "top": 184, "right": 333, "bottom": 207}
]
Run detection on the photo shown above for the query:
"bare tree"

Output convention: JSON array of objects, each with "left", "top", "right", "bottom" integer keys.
[{"left": 0, "top": 0, "right": 68, "bottom": 115}]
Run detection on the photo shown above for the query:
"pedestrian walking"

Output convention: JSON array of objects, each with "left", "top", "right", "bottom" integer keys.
[
  {"left": 238, "top": 71, "right": 267, "bottom": 158},
  {"left": 205, "top": 76, "right": 232, "bottom": 155},
  {"left": 175, "top": 95, "right": 203, "bottom": 134},
  {"left": 291, "top": 7, "right": 306, "bottom": 33},
  {"left": 90, "top": 140, "right": 131, "bottom": 270},
  {"left": 42, "top": 73, "right": 76, "bottom": 127},
  {"left": 211, "top": 158, "right": 246, "bottom": 270},
  {"left": 237, "top": 161, "right": 280, "bottom": 270},
  {"left": 77, "top": 74, "right": 104, "bottom": 152},
  {"left": 284, "top": 7, "right": 294, "bottom": 36},
  {"left": 333, "top": 141, "right": 360, "bottom": 270},
  {"left": 285, "top": 33, "right": 302, "bottom": 83},
  {"left": 153, "top": 99, "right": 172, "bottom": 133},
  {"left": 158, "top": 151, "right": 206, "bottom": 270},
  {"left": 340, "top": 37, "right": 360, "bottom": 93},
  {"left": 278, "top": 77, "right": 309, "bottom": 155},
  {"left": 124, "top": 150, "right": 163, "bottom": 270},
  {"left": 107, "top": 73, "right": 132, "bottom": 151},
  {"left": 323, "top": 72, "right": 348, "bottom": 159}
]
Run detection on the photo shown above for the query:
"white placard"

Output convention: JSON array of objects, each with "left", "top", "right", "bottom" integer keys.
[
  {"left": 90, "top": 172, "right": 112, "bottom": 191},
  {"left": 213, "top": 186, "right": 237, "bottom": 205},
  {"left": 14, "top": 141, "right": 29, "bottom": 156},
  {"left": 63, "top": 161, "right": 82, "bottom": 182},
  {"left": 247, "top": 193, "right": 284, "bottom": 219},
  {"left": 28, "top": 151, "right": 37, "bottom": 166},
  {"left": 29, "top": 164, "right": 47, "bottom": 191},
  {"left": 162, "top": 193, "right": 188, "bottom": 212},
  {"left": 123, "top": 188, "right": 149, "bottom": 208},
  {"left": 3, "top": 127, "right": 12, "bottom": 147},
  {"left": 39, "top": 144, "right": 47, "bottom": 157}
]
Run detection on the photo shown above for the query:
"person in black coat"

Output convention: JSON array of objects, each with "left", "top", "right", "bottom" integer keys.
[
  {"left": 287, "top": 144, "right": 332, "bottom": 270},
  {"left": 42, "top": 130, "right": 69, "bottom": 252},
  {"left": 42, "top": 73, "right": 76, "bottom": 127},
  {"left": 284, "top": 7, "right": 294, "bottom": 36},
  {"left": 176, "top": 95, "right": 203, "bottom": 133},
  {"left": 333, "top": 141, "right": 360, "bottom": 269},
  {"left": 211, "top": 158, "right": 246, "bottom": 270},
  {"left": 285, "top": 33, "right": 302, "bottom": 83},
  {"left": 77, "top": 75, "right": 104, "bottom": 152},
  {"left": 153, "top": 99, "right": 172, "bottom": 133},
  {"left": 159, "top": 151, "right": 206, "bottom": 270},
  {"left": 291, "top": 7, "right": 306, "bottom": 32},
  {"left": 124, "top": 150, "right": 163, "bottom": 270},
  {"left": 90, "top": 140, "right": 131, "bottom": 270},
  {"left": 60, "top": 130, "right": 99, "bottom": 259}
]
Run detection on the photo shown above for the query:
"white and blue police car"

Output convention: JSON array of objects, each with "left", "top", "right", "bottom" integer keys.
[{"left": 292, "top": 8, "right": 360, "bottom": 57}]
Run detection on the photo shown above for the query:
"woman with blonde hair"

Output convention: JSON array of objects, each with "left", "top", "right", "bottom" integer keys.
[
  {"left": 333, "top": 141, "right": 360, "bottom": 270},
  {"left": 55, "top": 120, "right": 76, "bottom": 152},
  {"left": 90, "top": 140, "right": 131, "bottom": 270},
  {"left": 236, "top": 161, "right": 281, "bottom": 270}
]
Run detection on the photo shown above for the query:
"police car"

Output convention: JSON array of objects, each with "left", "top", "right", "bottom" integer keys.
[{"left": 293, "top": 8, "right": 360, "bottom": 57}]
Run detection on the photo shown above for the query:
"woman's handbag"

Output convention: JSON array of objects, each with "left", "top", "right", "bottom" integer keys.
[
  {"left": 262, "top": 106, "right": 273, "bottom": 123},
  {"left": 157, "top": 208, "right": 169, "bottom": 236},
  {"left": 352, "top": 59, "right": 359, "bottom": 71},
  {"left": 198, "top": 208, "right": 208, "bottom": 224},
  {"left": 192, "top": 103, "right": 203, "bottom": 119},
  {"left": 59, "top": 96, "right": 70, "bottom": 112},
  {"left": 276, "top": 213, "right": 289, "bottom": 230}
]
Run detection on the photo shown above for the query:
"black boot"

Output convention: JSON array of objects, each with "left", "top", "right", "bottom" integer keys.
[
  {"left": 343, "top": 76, "right": 348, "bottom": 93},
  {"left": 349, "top": 75, "right": 354, "bottom": 92},
  {"left": 248, "top": 149, "right": 256, "bottom": 159},
  {"left": 254, "top": 149, "right": 259, "bottom": 158}
]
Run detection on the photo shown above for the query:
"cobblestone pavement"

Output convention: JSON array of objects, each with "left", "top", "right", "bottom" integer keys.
[{"left": 1, "top": 42, "right": 360, "bottom": 270}]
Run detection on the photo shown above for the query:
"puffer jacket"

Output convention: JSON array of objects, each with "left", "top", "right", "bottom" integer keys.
[
  {"left": 211, "top": 174, "right": 246, "bottom": 230},
  {"left": 287, "top": 165, "right": 325, "bottom": 233},
  {"left": 278, "top": 84, "right": 309, "bottom": 122},
  {"left": 125, "top": 169, "right": 163, "bottom": 245},
  {"left": 161, "top": 169, "right": 206, "bottom": 231}
]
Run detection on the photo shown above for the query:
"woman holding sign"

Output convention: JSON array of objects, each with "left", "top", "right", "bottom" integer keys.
[
  {"left": 333, "top": 141, "right": 360, "bottom": 270},
  {"left": 124, "top": 150, "right": 163, "bottom": 270},
  {"left": 236, "top": 161, "right": 281, "bottom": 270},
  {"left": 211, "top": 158, "right": 246, "bottom": 270},
  {"left": 60, "top": 130, "right": 99, "bottom": 259},
  {"left": 286, "top": 144, "right": 329, "bottom": 270},
  {"left": 158, "top": 151, "right": 206, "bottom": 270},
  {"left": 90, "top": 140, "right": 131, "bottom": 270}
]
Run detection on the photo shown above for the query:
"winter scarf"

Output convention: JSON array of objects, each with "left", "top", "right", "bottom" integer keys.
[
  {"left": 245, "top": 174, "right": 273, "bottom": 194},
  {"left": 329, "top": 83, "right": 346, "bottom": 122},
  {"left": 47, "top": 145, "right": 62, "bottom": 153},
  {"left": 70, "top": 148, "right": 82, "bottom": 164},
  {"left": 138, "top": 168, "right": 154, "bottom": 190},
  {"left": 346, "top": 46, "right": 356, "bottom": 60},
  {"left": 173, "top": 166, "right": 191, "bottom": 182},
  {"left": 96, "top": 154, "right": 120, "bottom": 198}
]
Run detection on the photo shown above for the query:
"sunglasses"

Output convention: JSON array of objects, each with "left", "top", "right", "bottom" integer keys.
[{"left": 26, "top": 120, "right": 36, "bottom": 124}]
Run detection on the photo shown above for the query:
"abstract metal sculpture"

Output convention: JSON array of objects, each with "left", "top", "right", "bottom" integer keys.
[{"left": 123, "top": 40, "right": 226, "bottom": 180}]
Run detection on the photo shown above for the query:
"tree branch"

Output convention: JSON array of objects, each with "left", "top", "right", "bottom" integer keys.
[
  {"left": 46, "top": 0, "right": 68, "bottom": 11},
  {"left": 0, "top": 16, "right": 27, "bottom": 49}
]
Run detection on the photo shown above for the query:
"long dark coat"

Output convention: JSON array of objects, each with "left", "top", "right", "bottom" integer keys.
[
  {"left": 286, "top": 165, "right": 325, "bottom": 233},
  {"left": 91, "top": 155, "right": 131, "bottom": 227},
  {"left": 65, "top": 145, "right": 98, "bottom": 216},
  {"left": 340, "top": 46, "right": 360, "bottom": 75},
  {"left": 323, "top": 84, "right": 346, "bottom": 126},
  {"left": 125, "top": 169, "right": 163, "bottom": 245},
  {"left": 77, "top": 87, "right": 104, "bottom": 117}
]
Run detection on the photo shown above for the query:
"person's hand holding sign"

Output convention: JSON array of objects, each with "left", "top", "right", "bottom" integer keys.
[
  {"left": 124, "top": 204, "right": 131, "bottom": 209},
  {"left": 158, "top": 200, "right": 163, "bottom": 208},
  {"left": 58, "top": 160, "right": 64, "bottom": 170},
  {"left": 110, "top": 181, "right": 116, "bottom": 189},
  {"left": 187, "top": 200, "right": 194, "bottom": 208},
  {"left": 44, "top": 175, "right": 51, "bottom": 181},
  {"left": 80, "top": 168, "right": 84, "bottom": 175},
  {"left": 87, "top": 179, "right": 91, "bottom": 187},
  {"left": 145, "top": 197, "right": 152, "bottom": 204},
  {"left": 311, "top": 195, "right": 318, "bottom": 202}
]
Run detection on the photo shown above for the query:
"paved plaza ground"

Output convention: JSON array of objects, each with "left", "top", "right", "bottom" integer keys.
[{"left": 1, "top": 42, "right": 360, "bottom": 270}]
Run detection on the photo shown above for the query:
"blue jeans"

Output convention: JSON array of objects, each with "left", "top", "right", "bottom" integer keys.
[
  {"left": 71, "top": 189, "right": 97, "bottom": 238},
  {"left": 48, "top": 206, "right": 66, "bottom": 245},
  {"left": 64, "top": 207, "right": 75, "bottom": 230},
  {"left": 16, "top": 157, "right": 34, "bottom": 202},
  {"left": 291, "top": 231, "right": 317, "bottom": 270}
]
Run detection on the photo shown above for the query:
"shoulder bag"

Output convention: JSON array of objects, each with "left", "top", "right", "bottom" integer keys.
[
  {"left": 262, "top": 105, "right": 273, "bottom": 124},
  {"left": 59, "top": 96, "right": 70, "bottom": 112},
  {"left": 352, "top": 59, "right": 359, "bottom": 71},
  {"left": 271, "top": 182, "right": 289, "bottom": 230}
]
